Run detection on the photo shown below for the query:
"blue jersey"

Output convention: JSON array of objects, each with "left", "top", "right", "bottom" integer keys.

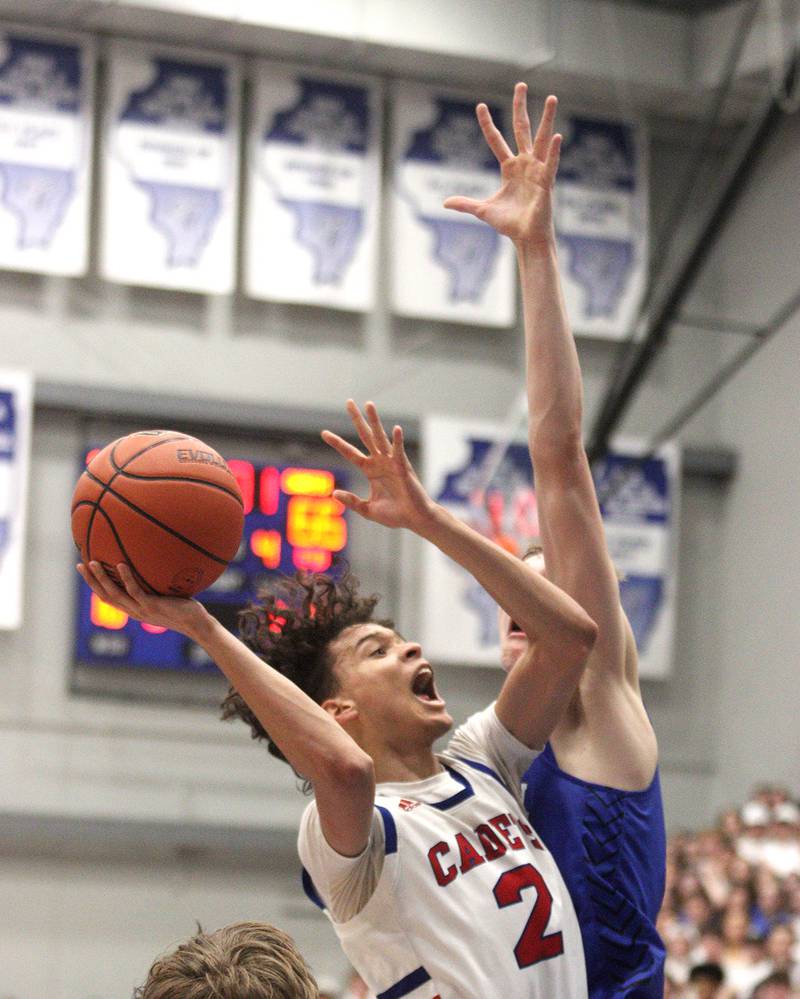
[{"left": 523, "top": 743, "right": 666, "bottom": 999}]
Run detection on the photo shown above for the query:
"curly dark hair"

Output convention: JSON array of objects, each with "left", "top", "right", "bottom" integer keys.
[{"left": 220, "top": 565, "right": 392, "bottom": 767}]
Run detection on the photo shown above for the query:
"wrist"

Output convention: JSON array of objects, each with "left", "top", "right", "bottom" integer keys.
[
  {"left": 413, "top": 501, "right": 453, "bottom": 543},
  {"left": 184, "top": 604, "right": 217, "bottom": 645},
  {"left": 514, "top": 232, "right": 558, "bottom": 261}
]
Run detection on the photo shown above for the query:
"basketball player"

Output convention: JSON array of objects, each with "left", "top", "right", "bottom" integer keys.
[
  {"left": 445, "top": 85, "right": 666, "bottom": 997},
  {"left": 134, "top": 920, "right": 319, "bottom": 998},
  {"left": 78, "top": 399, "right": 598, "bottom": 999}
]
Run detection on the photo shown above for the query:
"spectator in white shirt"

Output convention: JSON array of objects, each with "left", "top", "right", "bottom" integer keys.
[{"left": 761, "top": 804, "right": 800, "bottom": 880}]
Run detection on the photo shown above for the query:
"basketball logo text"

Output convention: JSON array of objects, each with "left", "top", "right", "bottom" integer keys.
[{"left": 176, "top": 448, "right": 228, "bottom": 470}]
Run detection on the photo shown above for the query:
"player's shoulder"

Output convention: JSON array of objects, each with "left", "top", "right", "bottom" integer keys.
[
  {"left": 446, "top": 702, "right": 540, "bottom": 788},
  {"left": 445, "top": 702, "right": 500, "bottom": 759},
  {"left": 297, "top": 797, "right": 320, "bottom": 850}
]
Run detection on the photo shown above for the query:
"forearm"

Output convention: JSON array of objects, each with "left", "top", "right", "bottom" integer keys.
[
  {"left": 417, "top": 503, "right": 595, "bottom": 649},
  {"left": 189, "top": 614, "right": 372, "bottom": 784},
  {"left": 517, "top": 238, "right": 585, "bottom": 458}
]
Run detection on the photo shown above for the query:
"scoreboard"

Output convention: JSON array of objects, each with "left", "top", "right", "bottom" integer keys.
[{"left": 74, "top": 451, "right": 349, "bottom": 675}]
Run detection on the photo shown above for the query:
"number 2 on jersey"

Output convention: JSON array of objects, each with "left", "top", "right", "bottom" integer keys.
[{"left": 493, "top": 863, "right": 565, "bottom": 968}]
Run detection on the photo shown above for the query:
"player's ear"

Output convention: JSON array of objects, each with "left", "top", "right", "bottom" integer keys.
[{"left": 321, "top": 696, "right": 359, "bottom": 725}]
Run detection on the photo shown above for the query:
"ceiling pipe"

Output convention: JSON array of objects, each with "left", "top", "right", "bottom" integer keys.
[{"left": 587, "top": 48, "right": 799, "bottom": 463}]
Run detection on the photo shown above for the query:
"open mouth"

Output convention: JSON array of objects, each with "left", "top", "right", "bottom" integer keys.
[
  {"left": 411, "top": 665, "right": 441, "bottom": 703},
  {"left": 507, "top": 620, "right": 526, "bottom": 638}
]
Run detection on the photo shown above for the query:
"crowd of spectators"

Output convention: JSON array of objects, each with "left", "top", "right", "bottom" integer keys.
[{"left": 661, "top": 785, "right": 800, "bottom": 999}]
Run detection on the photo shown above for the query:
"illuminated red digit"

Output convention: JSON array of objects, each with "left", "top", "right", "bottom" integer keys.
[
  {"left": 493, "top": 863, "right": 564, "bottom": 969},
  {"left": 227, "top": 459, "right": 255, "bottom": 516}
]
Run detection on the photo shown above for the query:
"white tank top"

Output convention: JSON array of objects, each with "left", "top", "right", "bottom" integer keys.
[{"left": 300, "top": 707, "right": 587, "bottom": 999}]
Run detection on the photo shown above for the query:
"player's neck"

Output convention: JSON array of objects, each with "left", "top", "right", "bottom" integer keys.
[{"left": 372, "top": 746, "right": 442, "bottom": 785}]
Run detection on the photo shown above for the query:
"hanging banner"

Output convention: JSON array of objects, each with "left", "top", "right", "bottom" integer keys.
[
  {"left": 0, "top": 27, "right": 94, "bottom": 276},
  {"left": 244, "top": 64, "right": 381, "bottom": 311},
  {"left": 0, "top": 369, "right": 33, "bottom": 630},
  {"left": 100, "top": 42, "right": 240, "bottom": 293},
  {"left": 593, "top": 441, "right": 680, "bottom": 680},
  {"left": 390, "top": 84, "right": 515, "bottom": 327},
  {"left": 555, "top": 113, "right": 648, "bottom": 340},
  {"left": 421, "top": 416, "right": 678, "bottom": 679}
]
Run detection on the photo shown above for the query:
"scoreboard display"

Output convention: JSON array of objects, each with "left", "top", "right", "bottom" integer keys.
[{"left": 74, "top": 451, "right": 349, "bottom": 675}]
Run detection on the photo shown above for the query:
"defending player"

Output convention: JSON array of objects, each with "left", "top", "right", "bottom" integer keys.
[
  {"left": 445, "top": 86, "right": 667, "bottom": 997},
  {"left": 78, "top": 399, "right": 597, "bottom": 999}
]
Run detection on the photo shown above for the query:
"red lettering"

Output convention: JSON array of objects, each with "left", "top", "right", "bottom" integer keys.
[
  {"left": 476, "top": 823, "right": 507, "bottom": 861},
  {"left": 490, "top": 813, "right": 524, "bottom": 851},
  {"left": 456, "top": 832, "right": 485, "bottom": 874},
  {"left": 428, "top": 842, "right": 456, "bottom": 886},
  {"left": 515, "top": 816, "right": 544, "bottom": 850}
]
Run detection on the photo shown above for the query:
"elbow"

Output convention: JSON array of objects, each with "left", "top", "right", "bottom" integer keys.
[
  {"left": 529, "top": 425, "right": 585, "bottom": 470},
  {"left": 563, "top": 613, "right": 598, "bottom": 670},
  {"left": 322, "top": 748, "right": 375, "bottom": 796}
]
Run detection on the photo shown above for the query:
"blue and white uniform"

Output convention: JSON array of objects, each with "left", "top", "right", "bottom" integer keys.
[
  {"left": 299, "top": 705, "right": 588, "bottom": 999},
  {"left": 524, "top": 744, "right": 666, "bottom": 999}
]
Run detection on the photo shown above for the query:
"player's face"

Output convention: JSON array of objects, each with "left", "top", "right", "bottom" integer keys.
[
  {"left": 497, "top": 552, "right": 546, "bottom": 672},
  {"left": 330, "top": 623, "right": 453, "bottom": 750}
]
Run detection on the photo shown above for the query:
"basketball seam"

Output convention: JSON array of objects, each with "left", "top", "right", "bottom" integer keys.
[
  {"left": 90, "top": 503, "right": 161, "bottom": 595},
  {"left": 110, "top": 434, "right": 191, "bottom": 471},
  {"left": 83, "top": 434, "right": 190, "bottom": 566},
  {"left": 78, "top": 434, "right": 237, "bottom": 580},
  {"left": 109, "top": 470, "right": 243, "bottom": 506},
  {"left": 84, "top": 468, "right": 231, "bottom": 565},
  {"left": 110, "top": 435, "right": 241, "bottom": 504}
]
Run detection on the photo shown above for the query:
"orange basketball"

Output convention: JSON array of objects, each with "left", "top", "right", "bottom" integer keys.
[{"left": 71, "top": 430, "right": 244, "bottom": 597}]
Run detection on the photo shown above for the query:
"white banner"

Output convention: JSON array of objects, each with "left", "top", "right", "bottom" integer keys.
[
  {"left": 100, "top": 43, "right": 240, "bottom": 293},
  {"left": 421, "top": 415, "right": 678, "bottom": 679},
  {"left": 0, "top": 27, "right": 94, "bottom": 276},
  {"left": 555, "top": 113, "right": 648, "bottom": 340},
  {"left": 244, "top": 65, "right": 381, "bottom": 311},
  {"left": 0, "top": 369, "right": 33, "bottom": 630},
  {"left": 390, "top": 84, "right": 515, "bottom": 327},
  {"left": 593, "top": 439, "right": 680, "bottom": 680}
]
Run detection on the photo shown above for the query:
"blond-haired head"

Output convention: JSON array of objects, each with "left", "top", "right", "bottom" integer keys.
[{"left": 135, "top": 921, "right": 319, "bottom": 999}]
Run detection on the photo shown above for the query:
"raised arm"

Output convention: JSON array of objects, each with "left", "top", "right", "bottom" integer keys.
[
  {"left": 445, "top": 85, "right": 657, "bottom": 786},
  {"left": 76, "top": 562, "right": 375, "bottom": 857},
  {"left": 444, "top": 86, "right": 624, "bottom": 673},
  {"left": 323, "top": 401, "right": 597, "bottom": 749}
]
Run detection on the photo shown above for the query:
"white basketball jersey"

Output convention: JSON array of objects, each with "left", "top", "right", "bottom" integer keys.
[{"left": 300, "top": 708, "right": 587, "bottom": 999}]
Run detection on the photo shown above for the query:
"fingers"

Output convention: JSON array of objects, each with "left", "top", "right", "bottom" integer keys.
[
  {"left": 532, "top": 94, "right": 558, "bottom": 162},
  {"left": 321, "top": 429, "right": 366, "bottom": 467},
  {"left": 332, "top": 489, "right": 370, "bottom": 519},
  {"left": 475, "top": 102, "right": 513, "bottom": 164},
  {"left": 346, "top": 399, "right": 382, "bottom": 457},
  {"left": 392, "top": 424, "right": 410, "bottom": 466},
  {"left": 443, "top": 195, "right": 484, "bottom": 218},
  {"left": 364, "top": 401, "right": 391, "bottom": 453},
  {"left": 117, "top": 561, "right": 147, "bottom": 603},
  {"left": 544, "top": 133, "right": 562, "bottom": 187},
  {"left": 513, "top": 81, "right": 533, "bottom": 154},
  {"left": 78, "top": 561, "right": 134, "bottom": 614},
  {"left": 329, "top": 401, "right": 399, "bottom": 466}
]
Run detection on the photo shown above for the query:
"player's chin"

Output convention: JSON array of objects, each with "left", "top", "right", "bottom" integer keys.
[
  {"left": 413, "top": 696, "right": 453, "bottom": 732},
  {"left": 428, "top": 711, "right": 453, "bottom": 738}
]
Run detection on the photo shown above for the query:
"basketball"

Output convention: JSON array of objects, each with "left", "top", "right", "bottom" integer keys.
[{"left": 71, "top": 429, "right": 244, "bottom": 597}]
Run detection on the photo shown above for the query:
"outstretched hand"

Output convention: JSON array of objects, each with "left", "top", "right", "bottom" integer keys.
[
  {"left": 76, "top": 561, "right": 210, "bottom": 639},
  {"left": 322, "top": 401, "right": 435, "bottom": 534},
  {"left": 444, "top": 83, "right": 561, "bottom": 247}
]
